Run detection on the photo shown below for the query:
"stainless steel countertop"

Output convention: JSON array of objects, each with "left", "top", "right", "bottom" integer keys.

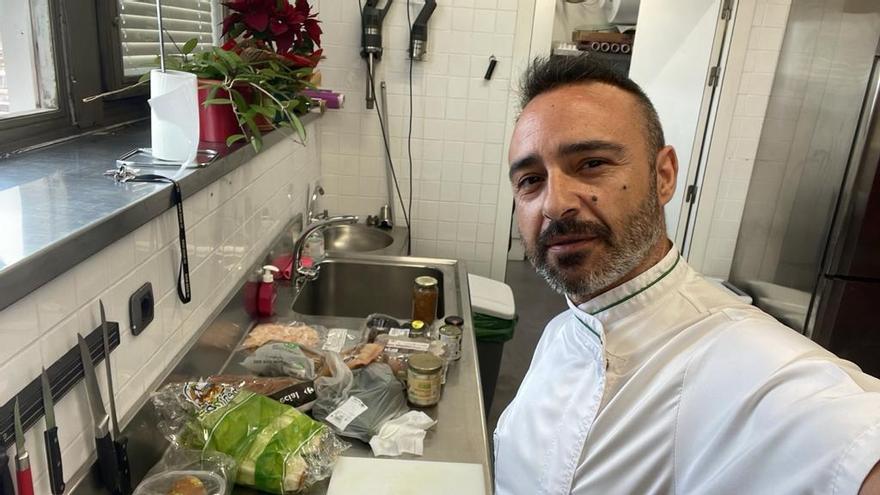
[
  {"left": 70, "top": 220, "right": 491, "bottom": 495},
  {"left": 0, "top": 113, "right": 320, "bottom": 312}
]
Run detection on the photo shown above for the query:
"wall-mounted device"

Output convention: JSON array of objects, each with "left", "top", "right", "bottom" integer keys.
[
  {"left": 361, "top": 0, "right": 393, "bottom": 108},
  {"left": 409, "top": 0, "right": 437, "bottom": 61}
]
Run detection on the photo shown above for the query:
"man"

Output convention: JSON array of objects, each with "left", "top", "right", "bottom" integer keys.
[{"left": 494, "top": 55, "right": 880, "bottom": 494}]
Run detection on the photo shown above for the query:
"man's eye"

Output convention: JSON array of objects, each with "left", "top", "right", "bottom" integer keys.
[
  {"left": 516, "top": 175, "right": 543, "bottom": 190},
  {"left": 581, "top": 159, "right": 607, "bottom": 169}
]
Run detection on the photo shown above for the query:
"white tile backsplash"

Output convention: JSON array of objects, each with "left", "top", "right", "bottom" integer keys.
[
  {"left": 1, "top": 123, "right": 320, "bottom": 490},
  {"left": 316, "top": 0, "right": 524, "bottom": 277}
]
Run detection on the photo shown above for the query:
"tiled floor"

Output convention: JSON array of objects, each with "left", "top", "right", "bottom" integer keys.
[{"left": 486, "top": 260, "right": 568, "bottom": 435}]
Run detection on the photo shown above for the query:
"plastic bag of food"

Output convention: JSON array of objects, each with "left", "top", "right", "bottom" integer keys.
[
  {"left": 151, "top": 381, "right": 347, "bottom": 494},
  {"left": 241, "top": 342, "right": 318, "bottom": 380},
  {"left": 312, "top": 353, "right": 409, "bottom": 443},
  {"left": 363, "top": 313, "right": 402, "bottom": 343},
  {"left": 240, "top": 322, "right": 325, "bottom": 350},
  {"left": 342, "top": 342, "right": 385, "bottom": 370},
  {"left": 374, "top": 334, "right": 447, "bottom": 381},
  {"left": 204, "top": 375, "right": 317, "bottom": 412},
  {"left": 242, "top": 322, "right": 366, "bottom": 355},
  {"left": 134, "top": 447, "right": 237, "bottom": 495}
]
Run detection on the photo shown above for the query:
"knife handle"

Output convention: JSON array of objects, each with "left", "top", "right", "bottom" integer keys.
[
  {"left": 94, "top": 433, "right": 120, "bottom": 495},
  {"left": 43, "top": 427, "right": 65, "bottom": 494},
  {"left": 114, "top": 437, "right": 131, "bottom": 495},
  {"left": 0, "top": 452, "right": 13, "bottom": 495},
  {"left": 15, "top": 465, "right": 33, "bottom": 495}
]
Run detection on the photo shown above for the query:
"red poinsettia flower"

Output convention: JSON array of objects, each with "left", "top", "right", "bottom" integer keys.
[{"left": 222, "top": 0, "right": 321, "bottom": 54}]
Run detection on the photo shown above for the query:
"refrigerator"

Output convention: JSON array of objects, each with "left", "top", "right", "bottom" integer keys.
[{"left": 808, "top": 36, "right": 880, "bottom": 376}]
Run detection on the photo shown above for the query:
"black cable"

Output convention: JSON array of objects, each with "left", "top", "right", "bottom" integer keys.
[
  {"left": 406, "top": 0, "right": 414, "bottom": 256},
  {"left": 357, "top": 0, "right": 412, "bottom": 253}
]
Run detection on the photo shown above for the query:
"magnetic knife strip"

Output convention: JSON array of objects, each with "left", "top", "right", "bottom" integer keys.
[{"left": 0, "top": 322, "right": 120, "bottom": 449}]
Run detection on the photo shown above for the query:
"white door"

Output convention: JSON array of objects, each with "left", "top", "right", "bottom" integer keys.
[{"left": 628, "top": 0, "right": 733, "bottom": 245}]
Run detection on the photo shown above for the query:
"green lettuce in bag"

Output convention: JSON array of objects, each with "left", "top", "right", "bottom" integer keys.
[{"left": 151, "top": 381, "right": 348, "bottom": 494}]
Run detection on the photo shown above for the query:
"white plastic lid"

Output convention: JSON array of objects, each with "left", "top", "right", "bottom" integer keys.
[
  {"left": 467, "top": 273, "right": 515, "bottom": 320},
  {"left": 261, "top": 265, "right": 280, "bottom": 283}
]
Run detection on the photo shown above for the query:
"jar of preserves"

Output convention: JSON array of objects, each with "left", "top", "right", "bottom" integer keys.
[
  {"left": 407, "top": 352, "right": 443, "bottom": 407},
  {"left": 412, "top": 276, "right": 439, "bottom": 324}
]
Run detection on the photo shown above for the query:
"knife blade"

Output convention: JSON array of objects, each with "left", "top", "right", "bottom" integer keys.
[
  {"left": 100, "top": 301, "right": 131, "bottom": 495},
  {"left": 13, "top": 399, "right": 33, "bottom": 495},
  {"left": 41, "top": 369, "right": 65, "bottom": 495},
  {"left": 77, "top": 334, "right": 121, "bottom": 495}
]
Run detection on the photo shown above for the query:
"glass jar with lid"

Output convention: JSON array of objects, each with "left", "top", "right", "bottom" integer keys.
[
  {"left": 407, "top": 352, "right": 443, "bottom": 406},
  {"left": 412, "top": 276, "right": 439, "bottom": 324}
]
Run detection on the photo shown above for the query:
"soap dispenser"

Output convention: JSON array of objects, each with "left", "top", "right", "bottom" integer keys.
[{"left": 257, "top": 265, "right": 280, "bottom": 316}]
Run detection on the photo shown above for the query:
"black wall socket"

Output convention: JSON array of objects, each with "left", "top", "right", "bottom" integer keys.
[{"left": 129, "top": 282, "right": 154, "bottom": 336}]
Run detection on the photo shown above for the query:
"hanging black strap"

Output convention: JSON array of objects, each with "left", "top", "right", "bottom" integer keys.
[{"left": 130, "top": 174, "right": 192, "bottom": 304}]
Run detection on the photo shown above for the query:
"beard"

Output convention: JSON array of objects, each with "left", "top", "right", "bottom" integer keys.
[{"left": 523, "top": 182, "right": 665, "bottom": 302}]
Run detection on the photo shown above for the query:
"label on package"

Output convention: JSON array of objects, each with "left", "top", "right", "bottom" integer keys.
[
  {"left": 386, "top": 339, "right": 431, "bottom": 352},
  {"left": 268, "top": 381, "right": 317, "bottom": 410},
  {"left": 325, "top": 396, "right": 368, "bottom": 431},
  {"left": 388, "top": 327, "right": 410, "bottom": 337},
  {"left": 322, "top": 328, "right": 348, "bottom": 353}
]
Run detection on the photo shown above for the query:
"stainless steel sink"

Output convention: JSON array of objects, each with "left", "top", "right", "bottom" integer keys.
[
  {"left": 323, "top": 224, "right": 394, "bottom": 253},
  {"left": 291, "top": 255, "right": 447, "bottom": 319}
]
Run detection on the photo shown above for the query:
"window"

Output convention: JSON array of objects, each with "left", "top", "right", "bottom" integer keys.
[
  {"left": 117, "top": 0, "right": 221, "bottom": 78},
  {"left": 0, "top": 0, "right": 59, "bottom": 120}
]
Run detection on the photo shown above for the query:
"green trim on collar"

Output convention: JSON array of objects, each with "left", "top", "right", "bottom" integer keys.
[
  {"left": 574, "top": 315, "right": 602, "bottom": 342},
  {"left": 589, "top": 255, "right": 681, "bottom": 316}
]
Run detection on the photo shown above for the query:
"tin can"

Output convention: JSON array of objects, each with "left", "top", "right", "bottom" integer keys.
[
  {"left": 438, "top": 324, "right": 462, "bottom": 361},
  {"left": 407, "top": 353, "right": 443, "bottom": 407}
]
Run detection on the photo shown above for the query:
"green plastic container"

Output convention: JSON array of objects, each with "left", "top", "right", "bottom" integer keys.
[{"left": 473, "top": 312, "right": 517, "bottom": 413}]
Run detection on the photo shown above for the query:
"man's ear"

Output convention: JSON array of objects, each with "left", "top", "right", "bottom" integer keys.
[{"left": 655, "top": 145, "right": 678, "bottom": 206}]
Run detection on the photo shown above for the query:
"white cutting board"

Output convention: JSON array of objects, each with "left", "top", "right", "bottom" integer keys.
[{"left": 326, "top": 457, "right": 486, "bottom": 495}]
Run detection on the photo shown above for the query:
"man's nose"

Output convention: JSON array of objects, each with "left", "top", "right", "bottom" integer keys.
[{"left": 542, "top": 172, "right": 580, "bottom": 220}]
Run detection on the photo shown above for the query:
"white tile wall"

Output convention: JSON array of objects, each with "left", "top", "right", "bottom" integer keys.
[
  {"left": 314, "top": 0, "right": 523, "bottom": 277},
  {"left": 697, "top": 0, "right": 792, "bottom": 279},
  {"left": 0, "top": 124, "right": 320, "bottom": 493}
]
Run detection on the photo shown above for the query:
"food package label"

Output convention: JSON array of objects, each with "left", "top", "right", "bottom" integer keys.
[
  {"left": 325, "top": 396, "right": 369, "bottom": 431},
  {"left": 323, "top": 328, "right": 349, "bottom": 353}
]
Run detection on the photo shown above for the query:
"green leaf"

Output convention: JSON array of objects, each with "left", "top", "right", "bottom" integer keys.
[
  {"left": 291, "top": 115, "right": 306, "bottom": 141},
  {"left": 203, "top": 98, "right": 234, "bottom": 106},
  {"left": 251, "top": 104, "right": 276, "bottom": 120},
  {"left": 182, "top": 38, "right": 199, "bottom": 55},
  {"left": 226, "top": 134, "right": 246, "bottom": 147}
]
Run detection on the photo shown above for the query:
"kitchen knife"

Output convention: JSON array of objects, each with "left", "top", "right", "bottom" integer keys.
[
  {"left": 100, "top": 301, "right": 130, "bottom": 495},
  {"left": 77, "top": 334, "right": 121, "bottom": 495},
  {"left": 41, "top": 368, "right": 65, "bottom": 494},
  {"left": 13, "top": 399, "right": 33, "bottom": 495}
]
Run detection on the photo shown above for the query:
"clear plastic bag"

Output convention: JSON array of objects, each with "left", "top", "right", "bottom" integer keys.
[
  {"left": 241, "top": 342, "right": 318, "bottom": 380},
  {"left": 241, "top": 321, "right": 366, "bottom": 355},
  {"left": 203, "top": 375, "right": 317, "bottom": 412},
  {"left": 133, "top": 447, "right": 237, "bottom": 495},
  {"left": 312, "top": 353, "right": 409, "bottom": 443},
  {"left": 374, "top": 334, "right": 447, "bottom": 381},
  {"left": 363, "top": 313, "right": 403, "bottom": 343},
  {"left": 151, "top": 381, "right": 347, "bottom": 494}
]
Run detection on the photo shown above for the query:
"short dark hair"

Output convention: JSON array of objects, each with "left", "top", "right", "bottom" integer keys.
[{"left": 519, "top": 55, "right": 665, "bottom": 154}]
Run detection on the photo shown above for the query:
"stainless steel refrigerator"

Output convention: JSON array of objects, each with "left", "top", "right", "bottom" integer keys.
[
  {"left": 730, "top": 1, "right": 880, "bottom": 377},
  {"left": 809, "top": 36, "right": 880, "bottom": 376}
]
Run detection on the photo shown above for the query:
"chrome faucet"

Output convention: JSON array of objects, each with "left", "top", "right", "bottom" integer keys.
[
  {"left": 306, "top": 181, "right": 327, "bottom": 224},
  {"left": 292, "top": 215, "right": 358, "bottom": 284}
]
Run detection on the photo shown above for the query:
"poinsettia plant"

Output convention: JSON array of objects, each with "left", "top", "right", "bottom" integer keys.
[{"left": 222, "top": 0, "right": 323, "bottom": 67}]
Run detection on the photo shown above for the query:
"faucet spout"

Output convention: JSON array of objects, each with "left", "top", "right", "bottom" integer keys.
[{"left": 292, "top": 215, "right": 358, "bottom": 281}]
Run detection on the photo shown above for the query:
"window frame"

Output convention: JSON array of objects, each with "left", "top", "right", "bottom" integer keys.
[{"left": 0, "top": 0, "right": 150, "bottom": 155}]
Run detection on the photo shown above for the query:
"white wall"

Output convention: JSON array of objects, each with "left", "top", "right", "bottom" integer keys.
[
  {"left": 314, "top": 0, "right": 528, "bottom": 278},
  {"left": 0, "top": 126, "right": 320, "bottom": 493},
  {"left": 687, "top": 0, "right": 791, "bottom": 278}
]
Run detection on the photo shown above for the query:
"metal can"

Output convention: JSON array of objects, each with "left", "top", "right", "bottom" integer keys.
[
  {"left": 438, "top": 324, "right": 462, "bottom": 361},
  {"left": 407, "top": 352, "right": 443, "bottom": 407}
]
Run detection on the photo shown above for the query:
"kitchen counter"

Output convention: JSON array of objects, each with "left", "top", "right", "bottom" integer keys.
[
  {"left": 0, "top": 113, "right": 320, "bottom": 312},
  {"left": 70, "top": 219, "right": 491, "bottom": 494}
]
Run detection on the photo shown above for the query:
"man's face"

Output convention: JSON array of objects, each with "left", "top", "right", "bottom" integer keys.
[{"left": 508, "top": 82, "right": 677, "bottom": 302}]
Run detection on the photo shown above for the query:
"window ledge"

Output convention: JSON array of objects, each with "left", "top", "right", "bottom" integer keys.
[{"left": 0, "top": 113, "right": 320, "bottom": 312}]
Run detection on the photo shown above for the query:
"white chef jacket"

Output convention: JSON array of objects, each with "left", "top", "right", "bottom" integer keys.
[{"left": 494, "top": 248, "right": 880, "bottom": 495}]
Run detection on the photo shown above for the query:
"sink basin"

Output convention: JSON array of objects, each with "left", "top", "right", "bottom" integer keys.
[
  {"left": 323, "top": 224, "right": 393, "bottom": 253},
  {"left": 292, "top": 257, "right": 446, "bottom": 319}
]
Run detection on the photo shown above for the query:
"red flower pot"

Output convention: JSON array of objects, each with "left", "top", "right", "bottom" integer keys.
[{"left": 198, "top": 80, "right": 241, "bottom": 144}]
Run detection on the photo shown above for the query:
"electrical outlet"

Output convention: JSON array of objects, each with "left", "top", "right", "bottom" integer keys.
[{"left": 129, "top": 282, "right": 154, "bottom": 336}]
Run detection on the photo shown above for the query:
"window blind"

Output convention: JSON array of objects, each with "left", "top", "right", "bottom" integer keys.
[{"left": 118, "top": 0, "right": 220, "bottom": 77}]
